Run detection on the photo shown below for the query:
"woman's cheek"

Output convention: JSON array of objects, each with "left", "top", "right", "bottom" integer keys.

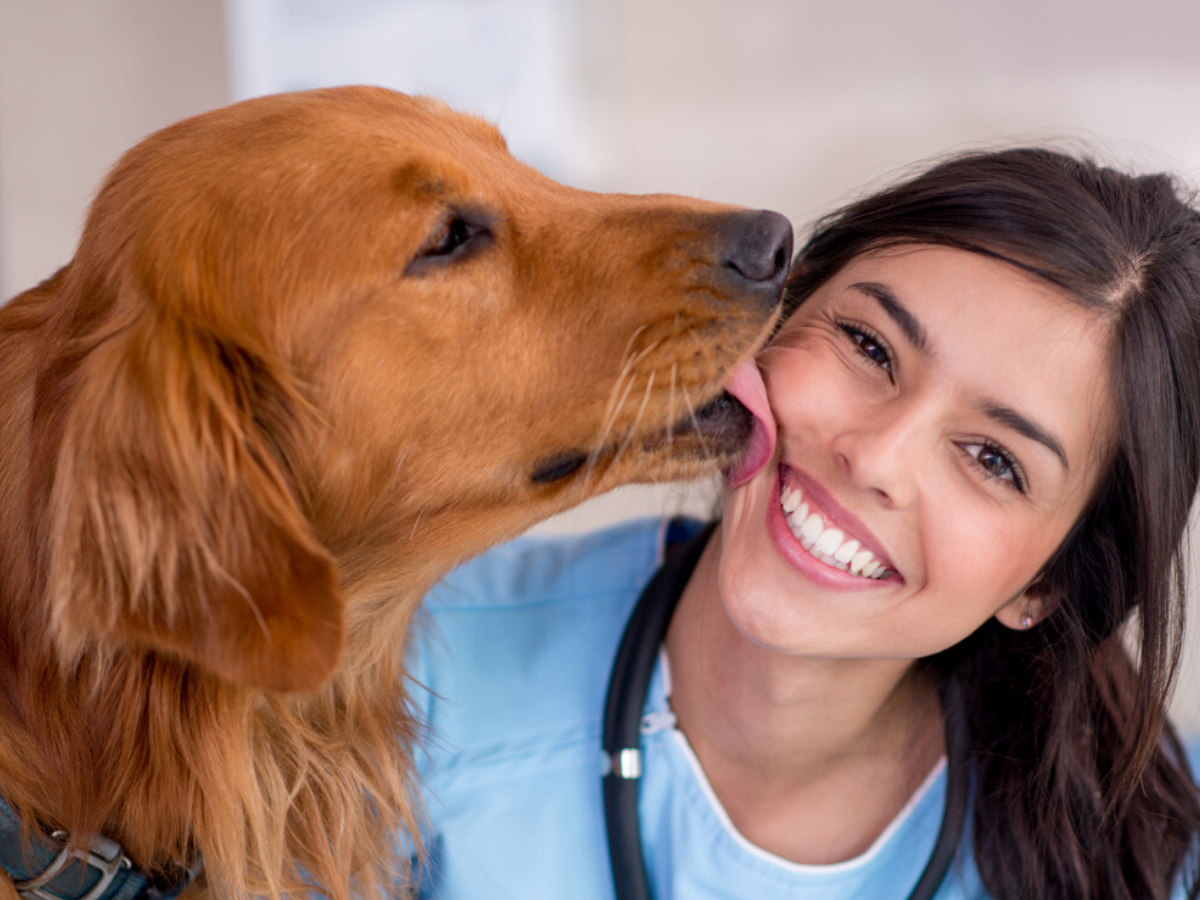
[
  {"left": 764, "top": 338, "right": 829, "bottom": 401},
  {"left": 921, "top": 487, "right": 1041, "bottom": 619},
  {"left": 766, "top": 351, "right": 860, "bottom": 437}
]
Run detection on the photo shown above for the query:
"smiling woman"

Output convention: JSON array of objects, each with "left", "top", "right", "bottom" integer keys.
[
  {"left": 727, "top": 244, "right": 1112, "bottom": 657},
  {"left": 411, "top": 149, "right": 1200, "bottom": 900}
]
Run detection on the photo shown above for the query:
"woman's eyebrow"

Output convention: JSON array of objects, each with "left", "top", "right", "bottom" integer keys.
[
  {"left": 849, "top": 280, "right": 1069, "bottom": 472},
  {"left": 850, "top": 281, "right": 929, "bottom": 353},
  {"left": 981, "top": 402, "right": 1070, "bottom": 471}
]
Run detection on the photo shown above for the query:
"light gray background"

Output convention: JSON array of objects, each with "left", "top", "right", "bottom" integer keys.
[{"left": 4, "top": 0, "right": 1200, "bottom": 730}]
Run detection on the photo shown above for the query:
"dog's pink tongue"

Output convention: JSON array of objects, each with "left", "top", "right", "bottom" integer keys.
[{"left": 722, "top": 359, "right": 777, "bottom": 487}]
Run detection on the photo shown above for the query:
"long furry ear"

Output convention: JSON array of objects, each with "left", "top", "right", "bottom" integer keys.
[{"left": 32, "top": 292, "right": 343, "bottom": 694}]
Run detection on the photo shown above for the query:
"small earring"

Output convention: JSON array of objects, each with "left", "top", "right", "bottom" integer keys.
[{"left": 1020, "top": 614, "right": 1034, "bottom": 629}]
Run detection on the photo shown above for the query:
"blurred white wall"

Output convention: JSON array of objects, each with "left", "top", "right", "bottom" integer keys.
[
  {"left": 3, "top": 0, "right": 1200, "bottom": 727},
  {"left": 0, "top": 2, "right": 229, "bottom": 296}
]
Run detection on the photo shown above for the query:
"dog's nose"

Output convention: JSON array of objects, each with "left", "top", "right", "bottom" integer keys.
[{"left": 721, "top": 210, "right": 793, "bottom": 311}]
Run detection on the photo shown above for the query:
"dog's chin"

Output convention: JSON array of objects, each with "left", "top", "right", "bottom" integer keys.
[
  {"left": 616, "top": 390, "right": 759, "bottom": 483},
  {"left": 664, "top": 391, "right": 755, "bottom": 455}
]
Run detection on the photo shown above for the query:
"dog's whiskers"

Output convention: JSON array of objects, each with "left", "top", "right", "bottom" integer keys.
[
  {"left": 586, "top": 338, "right": 663, "bottom": 487},
  {"left": 586, "top": 371, "right": 639, "bottom": 487},
  {"left": 409, "top": 505, "right": 427, "bottom": 542},
  {"left": 621, "top": 324, "right": 650, "bottom": 365},
  {"left": 600, "top": 338, "right": 662, "bottom": 438},
  {"left": 611, "top": 370, "right": 656, "bottom": 474},
  {"left": 593, "top": 343, "right": 642, "bottom": 454},
  {"left": 679, "top": 382, "right": 718, "bottom": 468}
]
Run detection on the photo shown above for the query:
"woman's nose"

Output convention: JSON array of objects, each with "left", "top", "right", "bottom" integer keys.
[{"left": 831, "top": 400, "right": 930, "bottom": 509}]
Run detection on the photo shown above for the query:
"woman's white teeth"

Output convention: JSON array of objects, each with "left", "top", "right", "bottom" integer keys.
[
  {"left": 850, "top": 549, "right": 875, "bottom": 576},
  {"left": 799, "top": 512, "right": 823, "bottom": 545},
  {"left": 814, "top": 528, "right": 844, "bottom": 557},
  {"left": 834, "top": 539, "right": 859, "bottom": 564},
  {"left": 779, "top": 485, "right": 889, "bottom": 579}
]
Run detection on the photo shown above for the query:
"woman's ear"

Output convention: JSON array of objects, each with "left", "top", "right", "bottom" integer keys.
[
  {"left": 995, "top": 582, "right": 1055, "bottom": 631},
  {"left": 33, "top": 298, "right": 344, "bottom": 694}
]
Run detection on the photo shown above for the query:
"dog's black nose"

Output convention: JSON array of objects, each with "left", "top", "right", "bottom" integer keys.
[{"left": 721, "top": 210, "right": 793, "bottom": 311}]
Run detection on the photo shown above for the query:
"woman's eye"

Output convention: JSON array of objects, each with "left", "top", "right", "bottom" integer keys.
[
  {"left": 963, "top": 442, "right": 1026, "bottom": 493},
  {"left": 837, "top": 322, "right": 893, "bottom": 375}
]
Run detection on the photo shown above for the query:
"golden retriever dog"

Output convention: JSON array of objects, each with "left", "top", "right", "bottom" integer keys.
[{"left": 0, "top": 86, "right": 789, "bottom": 900}]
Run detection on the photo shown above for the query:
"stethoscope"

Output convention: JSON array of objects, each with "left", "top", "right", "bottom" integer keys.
[{"left": 601, "top": 520, "right": 969, "bottom": 900}]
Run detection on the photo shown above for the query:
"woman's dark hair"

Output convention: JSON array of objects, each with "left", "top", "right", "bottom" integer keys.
[{"left": 785, "top": 147, "right": 1200, "bottom": 900}]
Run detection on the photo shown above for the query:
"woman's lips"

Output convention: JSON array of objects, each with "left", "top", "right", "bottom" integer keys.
[
  {"left": 769, "top": 465, "right": 902, "bottom": 586},
  {"left": 721, "top": 360, "right": 777, "bottom": 487}
]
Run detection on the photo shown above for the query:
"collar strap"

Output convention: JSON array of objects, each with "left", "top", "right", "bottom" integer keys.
[{"left": 0, "top": 797, "right": 197, "bottom": 900}]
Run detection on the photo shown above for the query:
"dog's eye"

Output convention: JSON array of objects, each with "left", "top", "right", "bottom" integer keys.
[
  {"left": 406, "top": 214, "right": 490, "bottom": 276},
  {"left": 429, "top": 218, "right": 473, "bottom": 256}
]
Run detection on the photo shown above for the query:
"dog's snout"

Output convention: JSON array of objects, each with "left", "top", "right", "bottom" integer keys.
[{"left": 721, "top": 210, "right": 793, "bottom": 309}]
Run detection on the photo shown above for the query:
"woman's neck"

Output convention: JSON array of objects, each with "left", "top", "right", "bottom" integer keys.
[{"left": 664, "top": 528, "right": 945, "bottom": 865}]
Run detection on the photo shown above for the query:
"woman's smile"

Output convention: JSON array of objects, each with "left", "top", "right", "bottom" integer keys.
[
  {"left": 781, "top": 479, "right": 890, "bottom": 578},
  {"left": 768, "top": 463, "right": 900, "bottom": 587}
]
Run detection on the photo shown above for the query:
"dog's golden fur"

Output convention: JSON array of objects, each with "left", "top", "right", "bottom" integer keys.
[{"left": 0, "top": 87, "right": 784, "bottom": 899}]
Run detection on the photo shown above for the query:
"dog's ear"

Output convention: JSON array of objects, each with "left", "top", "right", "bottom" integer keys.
[{"left": 33, "top": 283, "right": 343, "bottom": 694}]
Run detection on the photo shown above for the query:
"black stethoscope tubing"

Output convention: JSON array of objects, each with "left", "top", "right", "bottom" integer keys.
[{"left": 601, "top": 521, "right": 968, "bottom": 900}]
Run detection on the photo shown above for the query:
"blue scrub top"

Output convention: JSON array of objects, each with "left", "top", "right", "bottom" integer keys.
[{"left": 409, "top": 517, "right": 1190, "bottom": 899}]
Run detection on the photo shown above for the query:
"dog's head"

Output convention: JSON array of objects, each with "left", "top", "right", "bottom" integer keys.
[{"left": 30, "top": 87, "right": 789, "bottom": 692}]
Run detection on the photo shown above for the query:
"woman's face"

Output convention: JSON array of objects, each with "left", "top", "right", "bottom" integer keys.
[{"left": 717, "top": 244, "right": 1114, "bottom": 660}]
